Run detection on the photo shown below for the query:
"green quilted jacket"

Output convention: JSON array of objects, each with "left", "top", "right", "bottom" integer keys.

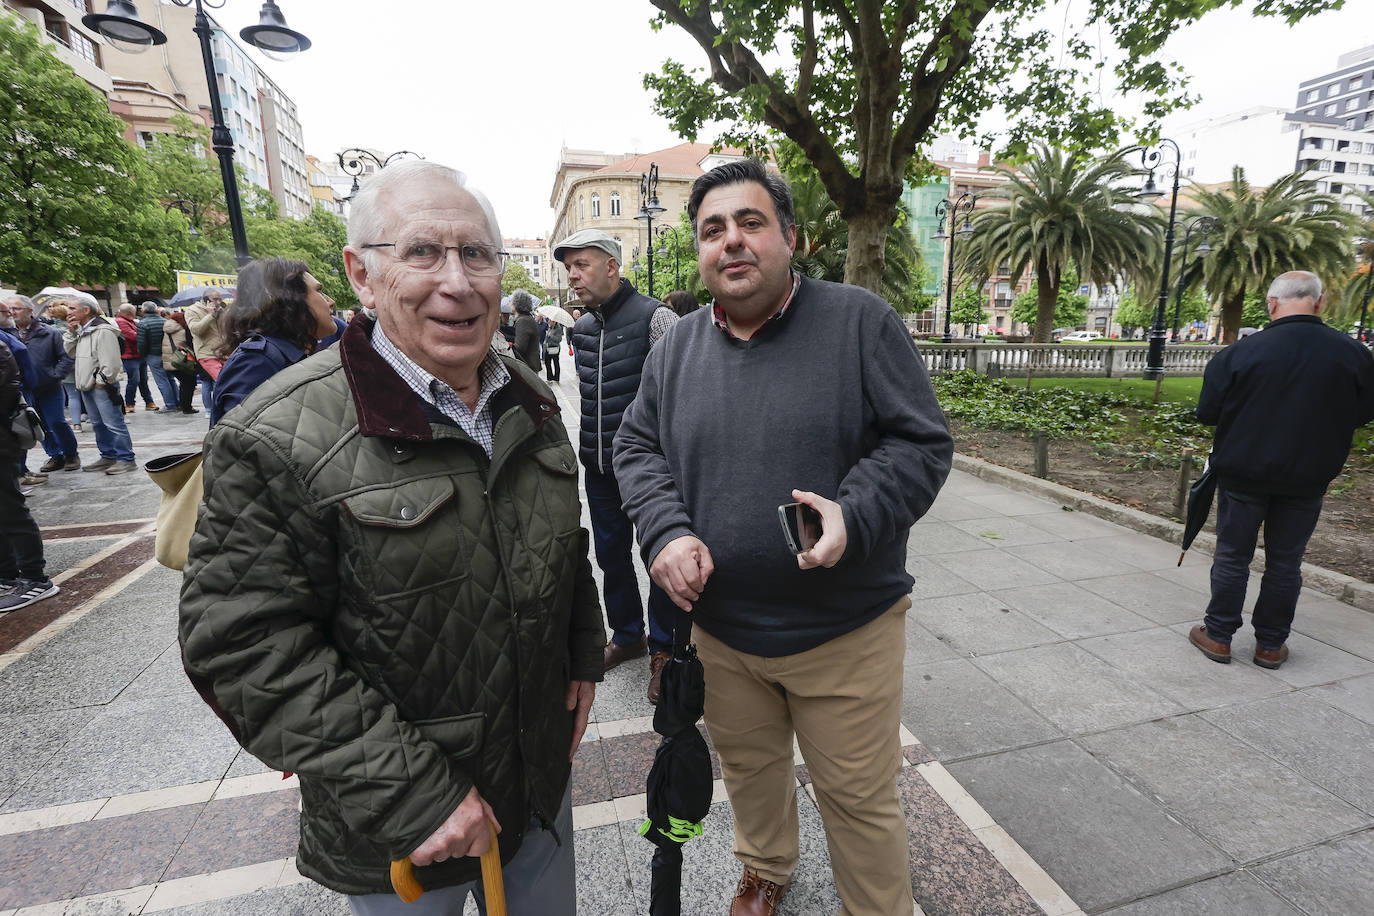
[{"left": 178, "top": 320, "right": 605, "bottom": 895}]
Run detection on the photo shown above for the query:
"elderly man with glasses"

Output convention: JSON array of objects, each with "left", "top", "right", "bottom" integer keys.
[{"left": 179, "top": 160, "right": 603, "bottom": 916}]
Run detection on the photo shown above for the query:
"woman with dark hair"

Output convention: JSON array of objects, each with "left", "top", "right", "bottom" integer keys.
[
  {"left": 664, "top": 290, "right": 699, "bottom": 318},
  {"left": 209, "top": 257, "right": 335, "bottom": 426}
]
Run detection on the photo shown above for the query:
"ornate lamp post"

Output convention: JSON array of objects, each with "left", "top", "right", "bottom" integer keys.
[
  {"left": 1170, "top": 215, "right": 1217, "bottom": 342},
  {"left": 933, "top": 192, "right": 977, "bottom": 342},
  {"left": 635, "top": 163, "right": 666, "bottom": 294},
  {"left": 336, "top": 149, "right": 423, "bottom": 200},
  {"left": 1136, "top": 139, "right": 1184, "bottom": 378},
  {"left": 85, "top": 1, "right": 311, "bottom": 268}
]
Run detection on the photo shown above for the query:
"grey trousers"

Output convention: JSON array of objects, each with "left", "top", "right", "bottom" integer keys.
[{"left": 348, "top": 783, "right": 575, "bottom": 916}]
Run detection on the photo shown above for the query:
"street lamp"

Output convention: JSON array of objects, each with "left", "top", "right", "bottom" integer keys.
[
  {"left": 85, "top": 1, "right": 312, "bottom": 267},
  {"left": 635, "top": 162, "right": 666, "bottom": 294},
  {"left": 934, "top": 192, "right": 977, "bottom": 343},
  {"left": 655, "top": 225, "right": 681, "bottom": 290},
  {"left": 1171, "top": 215, "right": 1217, "bottom": 342},
  {"left": 337, "top": 149, "right": 423, "bottom": 200},
  {"left": 1136, "top": 139, "right": 1183, "bottom": 379}
]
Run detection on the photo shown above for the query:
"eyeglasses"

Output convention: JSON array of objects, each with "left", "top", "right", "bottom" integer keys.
[{"left": 362, "top": 239, "right": 508, "bottom": 276}]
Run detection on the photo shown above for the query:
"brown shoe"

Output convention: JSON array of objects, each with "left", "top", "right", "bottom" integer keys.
[
  {"left": 1254, "top": 644, "right": 1289, "bottom": 669},
  {"left": 647, "top": 651, "right": 671, "bottom": 704},
  {"left": 1189, "top": 624, "right": 1231, "bottom": 664},
  {"left": 603, "top": 637, "right": 647, "bottom": 673},
  {"left": 731, "top": 871, "right": 787, "bottom": 916}
]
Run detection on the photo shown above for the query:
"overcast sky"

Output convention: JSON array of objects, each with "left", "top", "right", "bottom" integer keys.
[{"left": 198, "top": 0, "right": 1374, "bottom": 238}]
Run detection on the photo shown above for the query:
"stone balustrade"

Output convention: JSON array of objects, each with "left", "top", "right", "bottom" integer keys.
[{"left": 917, "top": 341, "right": 1222, "bottom": 377}]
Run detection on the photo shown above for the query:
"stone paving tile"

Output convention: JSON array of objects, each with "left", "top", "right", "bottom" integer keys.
[
  {"left": 906, "top": 520, "right": 994, "bottom": 556},
  {"left": 1004, "top": 540, "right": 1142, "bottom": 581},
  {"left": 899, "top": 767, "right": 1043, "bottom": 916},
  {"left": 1081, "top": 716, "right": 1369, "bottom": 863},
  {"left": 903, "top": 618, "right": 962, "bottom": 667},
  {"left": 35, "top": 537, "right": 118, "bottom": 579},
  {"left": 598, "top": 727, "right": 721, "bottom": 799},
  {"left": 586, "top": 659, "right": 657, "bottom": 725},
  {"left": 0, "top": 706, "right": 97, "bottom": 808},
  {"left": 923, "top": 493, "right": 996, "bottom": 522},
  {"left": 910, "top": 591, "right": 1063, "bottom": 657},
  {"left": 991, "top": 581, "right": 1153, "bottom": 640},
  {"left": 113, "top": 641, "right": 193, "bottom": 705},
  {"left": 1201, "top": 692, "right": 1374, "bottom": 815},
  {"left": 223, "top": 749, "right": 274, "bottom": 780},
  {"left": 573, "top": 822, "right": 639, "bottom": 916},
  {"left": 1077, "top": 572, "right": 1209, "bottom": 625},
  {"left": 1250, "top": 828, "right": 1374, "bottom": 916},
  {"left": 906, "top": 557, "right": 981, "bottom": 600},
  {"left": 1169, "top": 624, "right": 1374, "bottom": 690},
  {"left": 1083, "top": 532, "right": 1193, "bottom": 573},
  {"left": 964, "top": 490, "right": 1062, "bottom": 517},
  {"left": 903, "top": 743, "right": 936, "bottom": 766},
  {"left": 947, "top": 515, "right": 1067, "bottom": 548},
  {"left": 1147, "top": 559, "right": 1229, "bottom": 595},
  {"left": 570, "top": 737, "right": 612, "bottom": 807},
  {"left": 0, "top": 804, "right": 200, "bottom": 909},
  {"left": 163, "top": 790, "right": 302, "bottom": 880},
  {"left": 949, "top": 740, "right": 1231, "bottom": 914},
  {"left": 1098, "top": 871, "right": 1301, "bottom": 915},
  {"left": 1020, "top": 507, "right": 1129, "bottom": 540},
  {"left": 1, "top": 691, "right": 240, "bottom": 813},
  {"left": 926, "top": 549, "right": 1062, "bottom": 592},
  {"left": 973, "top": 643, "right": 1184, "bottom": 735},
  {"left": 1290, "top": 596, "right": 1374, "bottom": 662},
  {"left": 1304, "top": 672, "right": 1374, "bottom": 726},
  {"left": 153, "top": 880, "right": 352, "bottom": 916},
  {"left": 1076, "top": 626, "right": 1290, "bottom": 712},
  {"left": 902, "top": 658, "right": 1062, "bottom": 763}
]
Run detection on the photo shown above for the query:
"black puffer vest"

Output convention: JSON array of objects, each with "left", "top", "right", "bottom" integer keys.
[{"left": 571, "top": 280, "right": 662, "bottom": 473}]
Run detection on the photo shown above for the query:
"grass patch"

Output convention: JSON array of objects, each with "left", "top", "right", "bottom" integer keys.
[{"left": 1025, "top": 376, "right": 1204, "bottom": 406}]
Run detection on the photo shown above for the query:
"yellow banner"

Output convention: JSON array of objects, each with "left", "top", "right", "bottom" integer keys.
[{"left": 176, "top": 270, "right": 237, "bottom": 291}]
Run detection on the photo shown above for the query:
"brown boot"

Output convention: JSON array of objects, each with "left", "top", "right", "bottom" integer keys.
[
  {"left": 1253, "top": 644, "right": 1289, "bottom": 669},
  {"left": 1189, "top": 624, "right": 1231, "bottom": 664},
  {"left": 602, "top": 637, "right": 647, "bottom": 673},
  {"left": 647, "top": 651, "right": 671, "bottom": 704},
  {"left": 730, "top": 871, "right": 787, "bottom": 916}
]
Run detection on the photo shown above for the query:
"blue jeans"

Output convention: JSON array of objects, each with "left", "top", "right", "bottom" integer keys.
[
  {"left": 78, "top": 387, "right": 135, "bottom": 463},
  {"left": 1204, "top": 488, "right": 1323, "bottom": 650},
  {"left": 584, "top": 465, "right": 674, "bottom": 653},
  {"left": 122, "top": 358, "right": 153, "bottom": 407},
  {"left": 32, "top": 387, "right": 79, "bottom": 459},
  {"left": 63, "top": 381, "right": 85, "bottom": 425},
  {"left": 145, "top": 354, "right": 178, "bottom": 409},
  {"left": 347, "top": 783, "right": 575, "bottom": 916}
]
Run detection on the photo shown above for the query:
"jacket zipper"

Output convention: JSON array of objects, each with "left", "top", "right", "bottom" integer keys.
[{"left": 596, "top": 325, "right": 605, "bottom": 475}]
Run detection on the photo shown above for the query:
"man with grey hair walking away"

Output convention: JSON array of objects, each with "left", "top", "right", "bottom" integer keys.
[{"left": 1189, "top": 270, "right": 1374, "bottom": 669}]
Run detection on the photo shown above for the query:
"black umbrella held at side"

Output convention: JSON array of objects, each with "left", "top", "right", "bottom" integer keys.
[
  {"left": 639, "top": 607, "right": 712, "bottom": 916},
  {"left": 1179, "top": 462, "right": 1217, "bottom": 566}
]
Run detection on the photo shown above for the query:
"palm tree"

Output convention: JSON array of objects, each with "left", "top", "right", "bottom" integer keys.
[
  {"left": 788, "top": 172, "right": 924, "bottom": 311},
  {"left": 1338, "top": 193, "right": 1374, "bottom": 340},
  {"left": 1188, "top": 168, "right": 1357, "bottom": 343},
  {"left": 960, "top": 145, "right": 1163, "bottom": 342}
]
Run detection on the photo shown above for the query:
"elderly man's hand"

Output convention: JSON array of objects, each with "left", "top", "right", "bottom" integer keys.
[
  {"left": 409, "top": 786, "right": 501, "bottom": 866},
  {"left": 793, "top": 489, "right": 847, "bottom": 570},
  {"left": 566, "top": 679, "right": 595, "bottom": 761},
  {"left": 650, "top": 535, "right": 714, "bottom": 611}
]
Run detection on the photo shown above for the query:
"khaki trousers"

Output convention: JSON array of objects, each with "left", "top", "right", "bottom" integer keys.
[{"left": 694, "top": 597, "right": 913, "bottom": 916}]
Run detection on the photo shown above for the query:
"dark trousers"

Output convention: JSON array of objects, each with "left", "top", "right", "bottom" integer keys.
[
  {"left": 584, "top": 465, "right": 673, "bottom": 653},
  {"left": 171, "top": 370, "right": 198, "bottom": 412},
  {"left": 1204, "top": 488, "right": 1323, "bottom": 650},
  {"left": 543, "top": 348, "right": 560, "bottom": 381},
  {"left": 33, "top": 387, "right": 79, "bottom": 459},
  {"left": 0, "top": 460, "right": 46, "bottom": 581},
  {"left": 122, "top": 358, "right": 153, "bottom": 406}
]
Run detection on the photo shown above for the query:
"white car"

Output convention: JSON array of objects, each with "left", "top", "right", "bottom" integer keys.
[{"left": 1060, "top": 330, "right": 1105, "bottom": 342}]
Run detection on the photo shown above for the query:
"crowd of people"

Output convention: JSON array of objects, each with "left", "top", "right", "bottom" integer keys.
[{"left": 2, "top": 157, "right": 1371, "bottom": 916}]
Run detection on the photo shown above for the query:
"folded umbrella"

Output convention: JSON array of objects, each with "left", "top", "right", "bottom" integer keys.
[
  {"left": 1178, "top": 462, "right": 1216, "bottom": 566},
  {"left": 641, "top": 609, "right": 712, "bottom": 916}
]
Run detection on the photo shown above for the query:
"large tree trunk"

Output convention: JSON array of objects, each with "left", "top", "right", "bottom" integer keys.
[
  {"left": 1033, "top": 259, "right": 1057, "bottom": 343},
  {"left": 1218, "top": 285, "right": 1245, "bottom": 344},
  {"left": 842, "top": 207, "right": 892, "bottom": 294}
]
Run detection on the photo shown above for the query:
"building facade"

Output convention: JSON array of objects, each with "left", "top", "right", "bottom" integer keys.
[
  {"left": 3, "top": 0, "right": 111, "bottom": 94},
  {"left": 107, "top": 77, "right": 210, "bottom": 147},
  {"left": 503, "top": 238, "right": 550, "bottom": 290}
]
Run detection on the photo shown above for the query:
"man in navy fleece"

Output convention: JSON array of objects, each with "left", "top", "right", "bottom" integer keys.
[{"left": 614, "top": 160, "right": 952, "bottom": 916}]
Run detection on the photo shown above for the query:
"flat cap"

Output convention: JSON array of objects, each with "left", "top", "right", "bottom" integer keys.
[{"left": 553, "top": 228, "right": 621, "bottom": 263}]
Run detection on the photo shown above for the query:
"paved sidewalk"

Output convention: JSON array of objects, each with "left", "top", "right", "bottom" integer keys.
[{"left": 1, "top": 379, "right": 1370, "bottom": 915}]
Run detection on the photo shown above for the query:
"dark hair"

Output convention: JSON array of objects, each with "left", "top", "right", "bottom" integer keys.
[
  {"left": 686, "top": 159, "right": 794, "bottom": 236},
  {"left": 216, "top": 257, "right": 316, "bottom": 359},
  {"left": 664, "top": 290, "right": 699, "bottom": 317}
]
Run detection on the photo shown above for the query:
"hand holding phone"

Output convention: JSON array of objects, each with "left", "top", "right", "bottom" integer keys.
[
  {"left": 778, "top": 502, "right": 823, "bottom": 555},
  {"left": 788, "top": 490, "right": 848, "bottom": 570}
]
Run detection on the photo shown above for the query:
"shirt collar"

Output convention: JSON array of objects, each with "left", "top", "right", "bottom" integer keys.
[
  {"left": 711, "top": 271, "right": 801, "bottom": 340},
  {"left": 371, "top": 321, "right": 510, "bottom": 411}
]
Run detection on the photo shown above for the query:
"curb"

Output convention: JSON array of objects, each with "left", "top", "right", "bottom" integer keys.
[{"left": 952, "top": 453, "right": 1374, "bottom": 614}]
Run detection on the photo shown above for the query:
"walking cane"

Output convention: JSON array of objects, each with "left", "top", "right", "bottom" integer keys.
[{"left": 390, "top": 820, "right": 506, "bottom": 914}]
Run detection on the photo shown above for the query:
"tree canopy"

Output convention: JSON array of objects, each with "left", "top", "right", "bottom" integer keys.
[
  {"left": 0, "top": 17, "right": 190, "bottom": 290},
  {"left": 1012, "top": 269, "right": 1088, "bottom": 329},
  {"left": 645, "top": 0, "right": 1340, "bottom": 293},
  {"left": 502, "top": 260, "right": 544, "bottom": 297},
  {"left": 949, "top": 281, "right": 988, "bottom": 331}
]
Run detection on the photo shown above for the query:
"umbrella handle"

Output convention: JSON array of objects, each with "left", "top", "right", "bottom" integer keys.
[{"left": 389, "top": 820, "right": 504, "bottom": 908}]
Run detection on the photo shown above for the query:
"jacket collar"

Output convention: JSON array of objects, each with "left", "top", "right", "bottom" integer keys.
[{"left": 338, "top": 315, "right": 560, "bottom": 441}]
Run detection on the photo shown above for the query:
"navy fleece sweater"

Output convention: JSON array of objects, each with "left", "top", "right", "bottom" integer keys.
[{"left": 613, "top": 276, "right": 953, "bottom": 656}]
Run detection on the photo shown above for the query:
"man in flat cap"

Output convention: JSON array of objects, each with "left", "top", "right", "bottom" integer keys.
[{"left": 554, "top": 228, "right": 679, "bottom": 702}]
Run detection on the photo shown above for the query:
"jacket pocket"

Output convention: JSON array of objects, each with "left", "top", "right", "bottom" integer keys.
[
  {"left": 341, "top": 476, "right": 470, "bottom": 600},
  {"left": 343, "top": 476, "right": 456, "bottom": 527},
  {"left": 412, "top": 711, "right": 485, "bottom": 763}
]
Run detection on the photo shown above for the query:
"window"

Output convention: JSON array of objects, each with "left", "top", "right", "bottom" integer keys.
[
  {"left": 1334, "top": 161, "right": 1347, "bottom": 173},
  {"left": 69, "top": 28, "right": 99, "bottom": 66},
  {"left": 1330, "top": 182, "right": 1343, "bottom": 194},
  {"left": 1324, "top": 103, "right": 1337, "bottom": 115},
  {"left": 1352, "top": 77, "right": 1365, "bottom": 90},
  {"left": 1348, "top": 118, "right": 1360, "bottom": 130},
  {"left": 1306, "top": 88, "right": 1320, "bottom": 103},
  {"left": 578, "top": 196, "right": 584, "bottom": 219},
  {"left": 1318, "top": 159, "right": 1332, "bottom": 171},
  {"left": 610, "top": 191, "right": 621, "bottom": 216},
  {"left": 1347, "top": 98, "right": 1360, "bottom": 111},
  {"left": 1327, "top": 83, "right": 1339, "bottom": 97},
  {"left": 591, "top": 193, "right": 600, "bottom": 218}
]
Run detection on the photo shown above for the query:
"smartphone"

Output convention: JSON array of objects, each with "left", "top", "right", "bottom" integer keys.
[{"left": 778, "top": 502, "right": 823, "bottom": 555}]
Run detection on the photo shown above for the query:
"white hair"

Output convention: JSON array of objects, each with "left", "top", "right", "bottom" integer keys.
[
  {"left": 1267, "top": 271, "right": 1322, "bottom": 303},
  {"left": 346, "top": 160, "right": 503, "bottom": 272}
]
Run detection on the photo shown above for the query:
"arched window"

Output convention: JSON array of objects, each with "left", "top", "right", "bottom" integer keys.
[
  {"left": 591, "top": 193, "right": 601, "bottom": 218},
  {"left": 578, "top": 195, "right": 584, "bottom": 220},
  {"left": 610, "top": 191, "right": 621, "bottom": 217}
]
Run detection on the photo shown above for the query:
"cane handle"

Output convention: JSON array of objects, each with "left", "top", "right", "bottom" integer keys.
[{"left": 389, "top": 819, "right": 503, "bottom": 908}]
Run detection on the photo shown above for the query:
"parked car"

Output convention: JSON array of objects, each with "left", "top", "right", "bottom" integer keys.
[{"left": 1060, "top": 330, "right": 1105, "bottom": 342}]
